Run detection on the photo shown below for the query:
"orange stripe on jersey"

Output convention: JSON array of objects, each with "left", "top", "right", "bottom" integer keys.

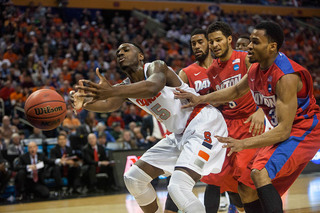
[
  {"left": 198, "top": 150, "right": 210, "bottom": 161},
  {"left": 184, "top": 104, "right": 207, "bottom": 131}
]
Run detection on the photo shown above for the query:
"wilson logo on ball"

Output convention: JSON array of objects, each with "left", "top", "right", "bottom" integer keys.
[{"left": 34, "top": 105, "right": 63, "bottom": 115}]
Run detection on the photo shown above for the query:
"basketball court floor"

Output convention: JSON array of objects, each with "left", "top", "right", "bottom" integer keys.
[{"left": 0, "top": 173, "right": 319, "bottom": 213}]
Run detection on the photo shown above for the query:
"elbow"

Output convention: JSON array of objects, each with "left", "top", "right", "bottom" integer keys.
[
  {"left": 145, "top": 81, "right": 162, "bottom": 97},
  {"left": 277, "top": 125, "right": 292, "bottom": 142}
]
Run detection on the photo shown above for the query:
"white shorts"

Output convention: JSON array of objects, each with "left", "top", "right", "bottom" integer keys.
[{"left": 140, "top": 105, "right": 228, "bottom": 176}]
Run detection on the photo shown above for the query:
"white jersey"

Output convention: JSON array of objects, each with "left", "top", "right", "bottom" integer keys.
[{"left": 125, "top": 63, "right": 199, "bottom": 134}]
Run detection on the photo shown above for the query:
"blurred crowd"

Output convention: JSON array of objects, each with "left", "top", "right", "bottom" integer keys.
[{"left": 0, "top": 0, "right": 320, "bottom": 202}]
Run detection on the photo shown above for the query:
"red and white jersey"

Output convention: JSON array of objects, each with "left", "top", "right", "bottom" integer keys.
[
  {"left": 182, "top": 63, "right": 211, "bottom": 95},
  {"left": 124, "top": 63, "right": 199, "bottom": 134},
  {"left": 248, "top": 52, "right": 320, "bottom": 127},
  {"left": 207, "top": 50, "right": 256, "bottom": 119}
]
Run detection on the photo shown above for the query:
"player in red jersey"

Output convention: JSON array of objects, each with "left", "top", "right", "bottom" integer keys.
[
  {"left": 168, "top": 23, "right": 266, "bottom": 213},
  {"left": 236, "top": 34, "right": 250, "bottom": 51},
  {"left": 164, "top": 29, "right": 213, "bottom": 213},
  {"left": 202, "top": 21, "right": 266, "bottom": 213},
  {"left": 175, "top": 21, "right": 320, "bottom": 213},
  {"left": 179, "top": 29, "right": 213, "bottom": 96}
]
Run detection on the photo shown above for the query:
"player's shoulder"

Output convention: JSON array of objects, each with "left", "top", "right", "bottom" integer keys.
[
  {"left": 233, "top": 50, "right": 248, "bottom": 59},
  {"left": 182, "top": 62, "right": 199, "bottom": 72},
  {"left": 274, "top": 52, "right": 306, "bottom": 74}
]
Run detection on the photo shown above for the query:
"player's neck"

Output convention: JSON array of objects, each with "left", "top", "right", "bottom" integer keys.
[
  {"left": 260, "top": 53, "right": 278, "bottom": 70},
  {"left": 198, "top": 55, "right": 214, "bottom": 69},
  {"left": 124, "top": 63, "right": 145, "bottom": 83},
  {"left": 219, "top": 47, "right": 233, "bottom": 62}
]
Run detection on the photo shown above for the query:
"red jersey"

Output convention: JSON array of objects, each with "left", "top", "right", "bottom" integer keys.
[
  {"left": 248, "top": 52, "right": 320, "bottom": 128},
  {"left": 207, "top": 50, "right": 256, "bottom": 119},
  {"left": 182, "top": 62, "right": 211, "bottom": 95}
]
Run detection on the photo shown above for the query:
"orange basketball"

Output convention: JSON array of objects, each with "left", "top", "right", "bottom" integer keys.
[{"left": 24, "top": 89, "right": 67, "bottom": 130}]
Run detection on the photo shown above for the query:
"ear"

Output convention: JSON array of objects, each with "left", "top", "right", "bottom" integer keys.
[
  {"left": 138, "top": 52, "right": 144, "bottom": 61},
  {"left": 269, "top": 42, "right": 277, "bottom": 53},
  {"left": 227, "top": 35, "right": 233, "bottom": 45}
]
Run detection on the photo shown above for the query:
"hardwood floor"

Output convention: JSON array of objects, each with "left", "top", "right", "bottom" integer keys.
[{"left": 1, "top": 173, "right": 319, "bottom": 213}]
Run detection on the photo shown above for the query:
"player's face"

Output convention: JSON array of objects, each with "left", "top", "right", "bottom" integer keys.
[
  {"left": 208, "top": 31, "right": 231, "bottom": 59},
  {"left": 116, "top": 43, "right": 143, "bottom": 69},
  {"left": 190, "top": 34, "right": 209, "bottom": 62},
  {"left": 247, "top": 29, "right": 270, "bottom": 63},
  {"left": 236, "top": 38, "right": 250, "bottom": 51}
]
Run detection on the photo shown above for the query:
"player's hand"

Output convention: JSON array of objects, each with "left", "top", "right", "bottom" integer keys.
[
  {"left": 71, "top": 81, "right": 86, "bottom": 115},
  {"left": 216, "top": 136, "right": 244, "bottom": 157},
  {"left": 76, "top": 68, "right": 113, "bottom": 105},
  {"left": 174, "top": 88, "right": 201, "bottom": 108},
  {"left": 244, "top": 108, "right": 265, "bottom": 136}
]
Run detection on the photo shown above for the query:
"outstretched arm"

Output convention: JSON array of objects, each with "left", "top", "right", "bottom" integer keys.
[
  {"left": 175, "top": 73, "right": 250, "bottom": 108},
  {"left": 77, "top": 61, "right": 167, "bottom": 100},
  {"left": 217, "top": 73, "right": 300, "bottom": 156}
]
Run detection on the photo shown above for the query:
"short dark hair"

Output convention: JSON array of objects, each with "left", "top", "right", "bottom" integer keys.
[
  {"left": 190, "top": 28, "right": 207, "bottom": 39},
  {"left": 58, "top": 133, "right": 67, "bottom": 138},
  {"left": 207, "top": 21, "right": 232, "bottom": 38},
  {"left": 98, "top": 132, "right": 106, "bottom": 139},
  {"left": 238, "top": 34, "right": 250, "bottom": 40},
  {"left": 254, "top": 21, "right": 284, "bottom": 51},
  {"left": 120, "top": 42, "right": 144, "bottom": 55}
]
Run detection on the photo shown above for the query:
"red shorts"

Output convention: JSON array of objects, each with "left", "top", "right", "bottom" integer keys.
[
  {"left": 201, "top": 117, "right": 258, "bottom": 193},
  {"left": 238, "top": 114, "right": 320, "bottom": 196}
]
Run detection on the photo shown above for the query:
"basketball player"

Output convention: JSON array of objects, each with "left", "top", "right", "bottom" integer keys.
[
  {"left": 236, "top": 34, "right": 250, "bottom": 51},
  {"left": 164, "top": 28, "right": 213, "bottom": 213},
  {"left": 165, "top": 27, "right": 264, "bottom": 213},
  {"left": 174, "top": 21, "right": 320, "bottom": 213},
  {"left": 72, "top": 43, "right": 228, "bottom": 213},
  {"left": 202, "top": 21, "right": 265, "bottom": 213}
]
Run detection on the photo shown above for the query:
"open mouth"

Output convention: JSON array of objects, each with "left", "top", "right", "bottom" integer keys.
[{"left": 118, "top": 57, "right": 125, "bottom": 63}]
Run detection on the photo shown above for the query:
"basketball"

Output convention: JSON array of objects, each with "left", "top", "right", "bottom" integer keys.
[{"left": 24, "top": 89, "right": 67, "bottom": 130}]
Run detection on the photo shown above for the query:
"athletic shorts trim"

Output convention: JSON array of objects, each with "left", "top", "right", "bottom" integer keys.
[{"left": 266, "top": 114, "right": 319, "bottom": 179}]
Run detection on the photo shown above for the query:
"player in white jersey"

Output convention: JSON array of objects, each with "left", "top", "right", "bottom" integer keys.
[{"left": 72, "top": 43, "right": 228, "bottom": 213}]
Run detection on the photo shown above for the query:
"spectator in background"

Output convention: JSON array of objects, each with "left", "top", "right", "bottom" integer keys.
[
  {"left": 28, "top": 127, "right": 47, "bottom": 141},
  {"left": 110, "top": 122, "right": 123, "bottom": 141},
  {"left": 49, "top": 133, "right": 81, "bottom": 195},
  {"left": 133, "top": 126, "right": 148, "bottom": 149},
  {"left": 11, "top": 114, "right": 25, "bottom": 131},
  {"left": 15, "top": 141, "right": 66, "bottom": 200},
  {"left": 76, "top": 112, "right": 96, "bottom": 139},
  {"left": 3, "top": 45, "right": 18, "bottom": 64},
  {"left": 118, "top": 129, "right": 136, "bottom": 150},
  {"left": 82, "top": 133, "right": 117, "bottom": 193},
  {"left": 9, "top": 85, "right": 26, "bottom": 108},
  {"left": 0, "top": 151, "right": 11, "bottom": 197},
  {"left": 141, "top": 114, "right": 167, "bottom": 146},
  {"left": 0, "top": 130, "right": 7, "bottom": 151},
  {"left": 62, "top": 109, "right": 81, "bottom": 134},
  {"left": 95, "top": 122, "right": 115, "bottom": 143},
  {"left": 7, "top": 133, "right": 24, "bottom": 156},
  {"left": 123, "top": 105, "right": 142, "bottom": 127},
  {"left": 97, "top": 132, "right": 108, "bottom": 148},
  {"left": 107, "top": 111, "right": 125, "bottom": 129},
  {"left": 0, "top": 81, "right": 14, "bottom": 114},
  {"left": 0, "top": 115, "right": 18, "bottom": 145}
]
